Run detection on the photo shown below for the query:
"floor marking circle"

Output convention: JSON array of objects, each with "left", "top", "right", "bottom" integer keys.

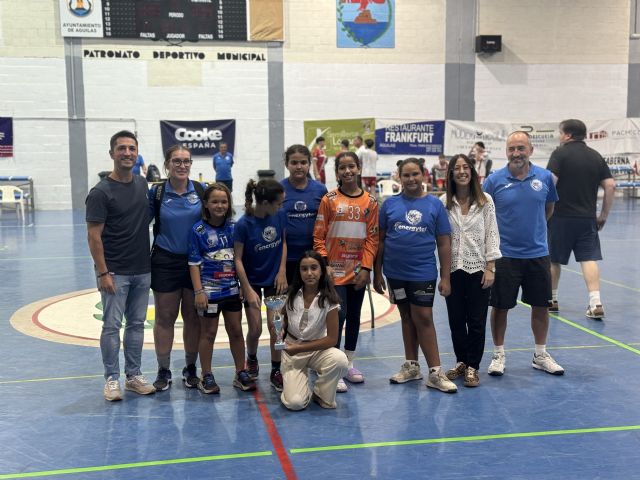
[{"left": 11, "top": 289, "right": 398, "bottom": 349}]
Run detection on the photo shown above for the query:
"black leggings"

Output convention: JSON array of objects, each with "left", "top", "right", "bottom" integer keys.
[
  {"left": 334, "top": 284, "right": 366, "bottom": 351},
  {"left": 445, "top": 270, "right": 490, "bottom": 370}
]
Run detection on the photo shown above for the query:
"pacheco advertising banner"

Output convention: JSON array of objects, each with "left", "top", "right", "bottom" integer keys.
[
  {"left": 375, "top": 120, "right": 445, "bottom": 155},
  {"left": 160, "top": 119, "right": 236, "bottom": 157},
  {"left": 0, "top": 117, "right": 13, "bottom": 158},
  {"left": 304, "top": 118, "right": 375, "bottom": 157}
]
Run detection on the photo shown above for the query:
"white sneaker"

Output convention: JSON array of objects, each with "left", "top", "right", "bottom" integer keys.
[
  {"left": 426, "top": 370, "right": 457, "bottom": 393},
  {"left": 125, "top": 375, "right": 156, "bottom": 395},
  {"left": 487, "top": 353, "right": 505, "bottom": 376},
  {"left": 389, "top": 361, "right": 423, "bottom": 384},
  {"left": 586, "top": 304, "right": 605, "bottom": 319},
  {"left": 103, "top": 377, "right": 123, "bottom": 402},
  {"left": 336, "top": 378, "right": 348, "bottom": 393},
  {"left": 532, "top": 352, "right": 565, "bottom": 375}
]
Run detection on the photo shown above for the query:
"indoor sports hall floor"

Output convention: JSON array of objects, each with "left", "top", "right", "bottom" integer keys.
[{"left": 1, "top": 197, "right": 639, "bottom": 479}]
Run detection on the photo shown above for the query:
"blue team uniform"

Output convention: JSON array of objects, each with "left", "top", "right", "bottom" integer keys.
[
  {"left": 280, "top": 178, "right": 327, "bottom": 262},
  {"left": 149, "top": 180, "right": 203, "bottom": 255},
  {"left": 212, "top": 152, "right": 234, "bottom": 181},
  {"left": 379, "top": 194, "right": 451, "bottom": 281},
  {"left": 234, "top": 212, "right": 286, "bottom": 286},
  {"left": 188, "top": 220, "right": 240, "bottom": 302},
  {"left": 483, "top": 164, "right": 558, "bottom": 259}
]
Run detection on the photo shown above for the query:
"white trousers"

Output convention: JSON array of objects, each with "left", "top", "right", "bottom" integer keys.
[{"left": 280, "top": 347, "right": 348, "bottom": 410}]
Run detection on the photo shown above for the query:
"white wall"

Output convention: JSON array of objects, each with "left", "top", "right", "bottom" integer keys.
[{"left": 0, "top": 0, "right": 635, "bottom": 208}]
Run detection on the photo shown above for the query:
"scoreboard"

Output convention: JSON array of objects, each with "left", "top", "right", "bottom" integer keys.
[{"left": 101, "top": 0, "right": 248, "bottom": 42}]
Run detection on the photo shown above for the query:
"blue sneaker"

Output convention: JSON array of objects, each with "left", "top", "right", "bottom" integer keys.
[
  {"left": 182, "top": 364, "right": 199, "bottom": 388},
  {"left": 233, "top": 370, "right": 256, "bottom": 391},
  {"left": 153, "top": 368, "right": 172, "bottom": 391},
  {"left": 198, "top": 373, "right": 220, "bottom": 394}
]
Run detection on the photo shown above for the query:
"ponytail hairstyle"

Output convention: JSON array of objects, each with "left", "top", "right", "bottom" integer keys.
[
  {"left": 445, "top": 154, "right": 486, "bottom": 210},
  {"left": 334, "top": 151, "right": 361, "bottom": 187},
  {"left": 286, "top": 250, "right": 340, "bottom": 310},
  {"left": 244, "top": 178, "right": 284, "bottom": 216},
  {"left": 284, "top": 144, "right": 311, "bottom": 165},
  {"left": 201, "top": 182, "right": 234, "bottom": 223}
]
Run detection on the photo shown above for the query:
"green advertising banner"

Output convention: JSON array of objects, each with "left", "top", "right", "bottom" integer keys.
[{"left": 304, "top": 118, "right": 376, "bottom": 157}]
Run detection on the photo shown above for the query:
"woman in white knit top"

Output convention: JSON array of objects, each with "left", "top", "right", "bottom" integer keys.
[{"left": 441, "top": 154, "right": 501, "bottom": 387}]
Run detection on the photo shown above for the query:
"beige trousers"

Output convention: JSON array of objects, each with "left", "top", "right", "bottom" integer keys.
[{"left": 280, "top": 347, "right": 348, "bottom": 410}]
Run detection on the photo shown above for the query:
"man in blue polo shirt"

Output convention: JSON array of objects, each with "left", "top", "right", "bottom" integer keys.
[
  {"left": 212, "top": 142, "right": 234, "bottom": 191},
  {"left": 483, "top": 131, "right": 564, "bottom": 377}
]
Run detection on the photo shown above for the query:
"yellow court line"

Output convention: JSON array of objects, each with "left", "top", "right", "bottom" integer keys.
[{"left": 561, "top": 266, "right": 640, "bottom": 293}]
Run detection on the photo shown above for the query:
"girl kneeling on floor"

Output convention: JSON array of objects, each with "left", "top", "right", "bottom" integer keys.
[{"left": 281, "top": 251, "right": 348, "bottom": 410}]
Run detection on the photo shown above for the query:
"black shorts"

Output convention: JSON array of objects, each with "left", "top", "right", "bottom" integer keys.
[
  {"left": 217, "top": 179, "right": 233, "bottom": 192},
  {"left": 244, "top": 284, "right": 278, "bottom": 306},
  {"left": 151, "top": 246, "right": 193, "bottom": 292},
  {"left": 201, "top": 295, "right": 243, "bottom": 317},
  {"left": 286, "top": 260, "right": 298, "bottom": 285},
  {"left": 387, "top": 278, "right": 436, "bottom": 307},
  {"left": 548, "top": 215, "right": 602, "bottom": 264},
  {"left": 490, "top": 256, "right": 551, "bottom": 309}
]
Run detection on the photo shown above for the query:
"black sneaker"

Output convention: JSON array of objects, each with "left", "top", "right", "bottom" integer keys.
[
  {"left": 233, "top": 370, "right": 257, "bottom": 391},
  {"left": 270, "top": 369, "right": 283, "bottom": 392},
  {"left": 247, "top": 357, "right": 259, "bottom": 380},
  {"left": 182, "top": 364, "right": 199, "bottom": 388},
  {"left": 198, "top": 373, "right": 220, "bottom": 394},
  {"left": 153, "top": 368, "right": 172, "bottom": 391}
]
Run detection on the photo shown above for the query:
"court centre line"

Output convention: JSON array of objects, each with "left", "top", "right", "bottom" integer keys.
[
  {"left": 0, "top": 451, "right": 273, "bottom": 479},
  {"left": 518, "top": 301, "right": 640, "bottom": 356},
  {"left": 561, "top": 266, "right": 640, "bottom": 293},
  {"left": 1, "top": 343, "right": 630, "bottom": 385},
  {"left": 288, "top": 424, "right": 640, "bottom": 454}
]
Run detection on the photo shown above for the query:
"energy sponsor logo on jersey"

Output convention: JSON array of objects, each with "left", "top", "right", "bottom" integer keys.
[
  {"left": 295, "top": 201, "right": 308, "bottom": 211},
  {"left": 262, "top": 226, "right": 277, "bottom": 242},
  {"left": 394, "top": 209, "right": 428, "bottom": 233}
]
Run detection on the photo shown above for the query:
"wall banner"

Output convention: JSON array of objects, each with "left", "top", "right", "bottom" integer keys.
[
  {"left": 0, "top": 117, "right": 13, "bottom": 158},
  {"left": 375, "top": 120, "right": 445, "bottom": 155},
  {"left": 445, "top": 118, "right": 640, "bottom": 171},
  {"left": 160, "top": 119, "right": 236, "bottom": 157},
  {"left": 337, "top": 0, "right": 394, "bottom": 48},
  {"left": 304, "top": 118, "right": 375, "bottom": 157}
]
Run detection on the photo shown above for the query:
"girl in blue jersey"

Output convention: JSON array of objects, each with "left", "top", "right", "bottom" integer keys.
[
  {"left": 373, "top": 158, "right": 458, "bottom": 393},
  {"left": 234, "top": 179, "right": 288, "bottom": 391},
  {"left": 280, "top": 144, "right": 328, "bottom": 283},
  {"left": 189, "top": 184, "right": 256, "bottom": 393},
  {"left": 149, "top": 145, "right": 203, "bottom": 392}
]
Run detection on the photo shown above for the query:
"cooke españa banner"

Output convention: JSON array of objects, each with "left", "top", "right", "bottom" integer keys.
[
  {"left": 375, "top": 120, "right": 445, "bottom": 155},
  {"left": 160, "top": 119, "right": 236, "bottom": 157},
  {"left": 0, "top": 117, "right": 13, "bottom": 158}
]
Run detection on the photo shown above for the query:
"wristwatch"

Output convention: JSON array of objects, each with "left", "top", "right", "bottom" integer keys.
[{"left": 486, "top": 266, "right": 496, "bottom": 273}]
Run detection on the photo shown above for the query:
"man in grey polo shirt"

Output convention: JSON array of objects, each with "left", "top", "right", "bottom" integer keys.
[{"left": 86, "top": 130, "right": 155, "bottom": 401}]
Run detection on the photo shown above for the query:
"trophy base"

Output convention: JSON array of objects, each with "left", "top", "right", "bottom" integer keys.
[{"left": 274, "top": 342, "right": 286, "bottom": 351}]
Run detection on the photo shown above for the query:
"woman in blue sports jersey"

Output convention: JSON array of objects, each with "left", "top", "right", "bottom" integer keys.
[
  {"left": 188, "top": 183, "right": 256, "bottom": 394},
  {"left": 234, "top": 179, "right": 288, "bottom": 392},
  {"left": 149, "top": 145, "right": 203, "bottom": 392},
  {"left": 280, "top": 144, "right": 328, "bottom": 283},
  {"left": 373, "top": 158, "right": 458, "bottom": 394}
]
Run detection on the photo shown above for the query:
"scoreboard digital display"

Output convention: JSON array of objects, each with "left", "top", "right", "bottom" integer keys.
[{"left": 102, "top": 0, "right": 248, "bottom": 42}]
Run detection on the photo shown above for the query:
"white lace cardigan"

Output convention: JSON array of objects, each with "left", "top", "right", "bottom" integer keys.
[{"left": 441, "top": 192, "right": 502, "bottom": 274}]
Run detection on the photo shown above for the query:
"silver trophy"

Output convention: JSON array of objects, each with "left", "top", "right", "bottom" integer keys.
[{"left": 264, "top": 295, "right": 287, "bottom": 350}]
